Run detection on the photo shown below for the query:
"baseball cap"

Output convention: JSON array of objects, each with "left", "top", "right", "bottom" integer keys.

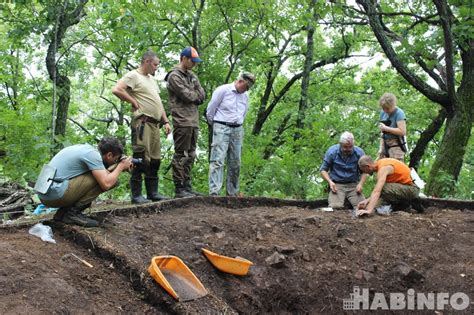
[{"left": 180, "top": 47, "right": 202, "bottom": 63}]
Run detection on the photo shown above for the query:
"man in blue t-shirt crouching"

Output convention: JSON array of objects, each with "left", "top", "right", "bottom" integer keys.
[{"left": 36, "top": 137, "right": 132, "bottom": 227}]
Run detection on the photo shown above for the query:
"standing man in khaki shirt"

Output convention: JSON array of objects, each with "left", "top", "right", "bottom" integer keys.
[
  {"left": 112, "top": 50, "right": 171, "bottom": 204},
  {"left": 165, "top": 47, "right": 206, "bottom": 198}
]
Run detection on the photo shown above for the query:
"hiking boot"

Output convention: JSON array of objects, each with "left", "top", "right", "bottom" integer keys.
[
  {"left": 175, "top": 182, "right": 195, "bottom": 198},
  {"left": 53, "top": 207, "right": 69, "bottom": 222},
  {"left": 411, "top": 198, "right": 425, "bottom": 213},
  {"left": 132, "top": 195, "right": 150, "bottom": 204},
  {"left": 61, "top": 205, "right": 99, "bottom": 228},
  {"left": 183, "top": 179, "right": 204, "bottom": 196}
]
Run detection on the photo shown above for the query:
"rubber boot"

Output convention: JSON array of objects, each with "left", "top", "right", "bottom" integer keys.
[
  {"left": 145, "top": 159, "right": 170, "bottom": 201},
  {"left": 175, "top": 182, "right": 195, "bottom": 198},
  {"left": 62, "top": 203, "right": 99, "bottom": 228},
  {"left": 184, "top": 179, "right": 204, "bottom": 196},
  {"left": 130, "top": 167, "right": 149, "bottom": 204}
]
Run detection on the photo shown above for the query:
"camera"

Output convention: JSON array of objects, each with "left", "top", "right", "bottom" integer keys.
[
  {"left": 380, "top": 119, "right": 391, "bottom": 126},
  {"left": 131, "top": 158, "right": 143, "bottom": 164},
  {"left": 120, "top": 155, "right": 143, "bottom": 165}
]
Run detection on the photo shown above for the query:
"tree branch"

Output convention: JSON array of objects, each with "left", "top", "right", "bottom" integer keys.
[
  {"left": 413, "top": 53, "right": 446, "bottom": 91},
  {"left": 4, "top": 82, "right": 17, "bottom": 111},
  {"left": 355, "top": 0, "right": 449, "bottom": 107},
  {"left": 409, "top": 108, "right": 447, "bottom": 169},
  {"left": 25, "top": 66, "right": 49, "bottom": 102},
  {"left": 192, "top": 0, "right": 205, "bottom": 48},
  {"left": 433, "top": 0, "right": 456, "bottom": 105},
  {"left": 68, "top": 117, "right": 98, "bottom": 141}
]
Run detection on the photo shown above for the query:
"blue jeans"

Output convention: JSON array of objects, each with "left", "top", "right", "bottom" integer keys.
[{"left": 209, "top": 123, "right": 243, "bottom": 195}]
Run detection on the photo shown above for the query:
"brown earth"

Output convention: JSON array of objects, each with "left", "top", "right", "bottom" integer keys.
[{"left": 1, "top": 197, "right": 473, "bottom": 314}]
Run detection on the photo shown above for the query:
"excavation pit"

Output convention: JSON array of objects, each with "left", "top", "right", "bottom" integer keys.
[{"left": 1, "top": 197, "right": 473, "bottom": 314}]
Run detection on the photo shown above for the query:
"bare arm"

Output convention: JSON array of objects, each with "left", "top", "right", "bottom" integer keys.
[
  {"left": 112, "top": 81, "right": 139, "bottom": 111},
  {"left": 357, "top": 165, "right": 393, "bottom": 216},
  {"left": 379, "top": 119, "right": 406, "bottom": 136},
  {"left": 91, "top": 159, "right": 132, "bottom": 191},
  {"left": 356, "top": 173, "right": 368, "bottom": 194}
]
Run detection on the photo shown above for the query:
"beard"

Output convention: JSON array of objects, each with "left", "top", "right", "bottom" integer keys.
[{"left": 102, "top": 159, "right": 111, "bottom": 169}]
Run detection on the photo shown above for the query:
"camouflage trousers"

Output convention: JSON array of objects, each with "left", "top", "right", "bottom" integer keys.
[
  {"left": 172, "top": 126, "right": 198, "bottom": 184},
  {"left": 378, "top": 182, "right": 419, "bottom": 206}
]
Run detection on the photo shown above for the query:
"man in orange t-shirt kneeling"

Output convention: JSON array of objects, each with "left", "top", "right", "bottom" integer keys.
[{"left": 356, "top": 156, "right": 424, "bottom": 216}]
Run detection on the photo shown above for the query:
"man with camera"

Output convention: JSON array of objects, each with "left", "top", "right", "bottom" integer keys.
[
  {"left": 112, "top": 50, "right": 171, "bottom": 204},
  {"left": 36, "top": 137, "right": 132, "bottom": 227},
  {"left": 320, "top": 132, "right": 367, "bottom": 210},
  {"left": 164, "top": 47, "right": 206, "bottom": 198}
]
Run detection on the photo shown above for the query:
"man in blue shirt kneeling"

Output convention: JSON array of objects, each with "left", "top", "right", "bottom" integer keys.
[{"left": 320, "top": 132, "right": 367, "bottom": 210}]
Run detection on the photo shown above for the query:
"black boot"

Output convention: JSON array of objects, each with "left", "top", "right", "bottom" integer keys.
[
  {"left": 130, "top": 167, "right": 149, "bottom": 204},
  {"left": 53, "top": 207, "right": 70, "bottom": 222},
  {"left": 145, "top": 159, "right": 170, "bottom": 201},
  {"left": 184, "top": 179, "right": 204, "bottom": 196},
  {"left": 175, "top": 182, "right": 195, "bottom": 198},
  {"left": 145, "top": 177, "right": 170, "bottom": 201},
  {"left": 411, "top": 198, "right": 425, "bottom": 213},
  {"left": 62, "top": 203, "right": 99, "bottom": 228}
]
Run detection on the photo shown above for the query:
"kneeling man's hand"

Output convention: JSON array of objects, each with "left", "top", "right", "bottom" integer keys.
[
  {"left": 357, "top": 199, "right": 368, "bottom": 209},
  {"left": 356, "top": 209, "right": 373, "bottom": 217}
]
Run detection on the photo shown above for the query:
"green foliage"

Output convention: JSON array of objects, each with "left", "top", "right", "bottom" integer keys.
[{"left": 0, "top": 0, "right": 472, "bottom": 202}]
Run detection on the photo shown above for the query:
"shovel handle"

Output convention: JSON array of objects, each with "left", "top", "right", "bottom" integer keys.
[{"left": 71, "top": 253, "right": 93, "bottom": 268}]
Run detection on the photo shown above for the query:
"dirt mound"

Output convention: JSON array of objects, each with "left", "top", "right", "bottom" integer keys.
[{"left": 1, "top": 197, "right": 473, "bottom": 314}]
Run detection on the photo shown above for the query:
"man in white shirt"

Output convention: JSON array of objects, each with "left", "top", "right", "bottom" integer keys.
[{"left": 206, "top": 72, "right": 256, "bottom": 196}]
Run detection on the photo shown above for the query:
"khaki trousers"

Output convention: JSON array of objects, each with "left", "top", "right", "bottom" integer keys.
[
  {"left": 40, "top": 173, "right": 103, "bottom": 208},
  {"left": 328, "top": 182, "right": 365, "bottom": 209},
  {"left": 378, "top": 138, "right": 405, "bottom": 161},
  {"left": 131, "top": 116, "right": 162, "bottom": 162}
]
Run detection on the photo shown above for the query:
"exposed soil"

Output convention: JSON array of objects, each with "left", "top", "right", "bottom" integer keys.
[
  {"left": 1, "top": 197, "right": 473, "bottom": 314},
  {"left": 0, "top": 228, "right": 157, "bottom": 314}
]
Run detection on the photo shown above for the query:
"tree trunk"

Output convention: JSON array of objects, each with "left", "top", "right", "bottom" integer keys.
[
  {"left": 356, "top": 0, "right": 473, "bottom": 197},
  {"left": 409, "top": 108, "right": 447, "bottom": 170},
  {"left": 44, "top": 0, "right": 87, "bottom": 150},
  {"left": 426, "top": 47, "right": 474, "bottom": 196},
  {"left": 294, "top": 3, "right": 315, "bottom": 142},
  {"left": 53, "top": 75, "right": 71, "bottom": 138}
]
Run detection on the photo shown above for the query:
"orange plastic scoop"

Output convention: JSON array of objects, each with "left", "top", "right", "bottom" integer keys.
[
  {"left": 202, "top": 248, "right": 253, "bottom": 276},
  {"left": 148, "top": 256, "right": 207, "bottom": 301}
]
